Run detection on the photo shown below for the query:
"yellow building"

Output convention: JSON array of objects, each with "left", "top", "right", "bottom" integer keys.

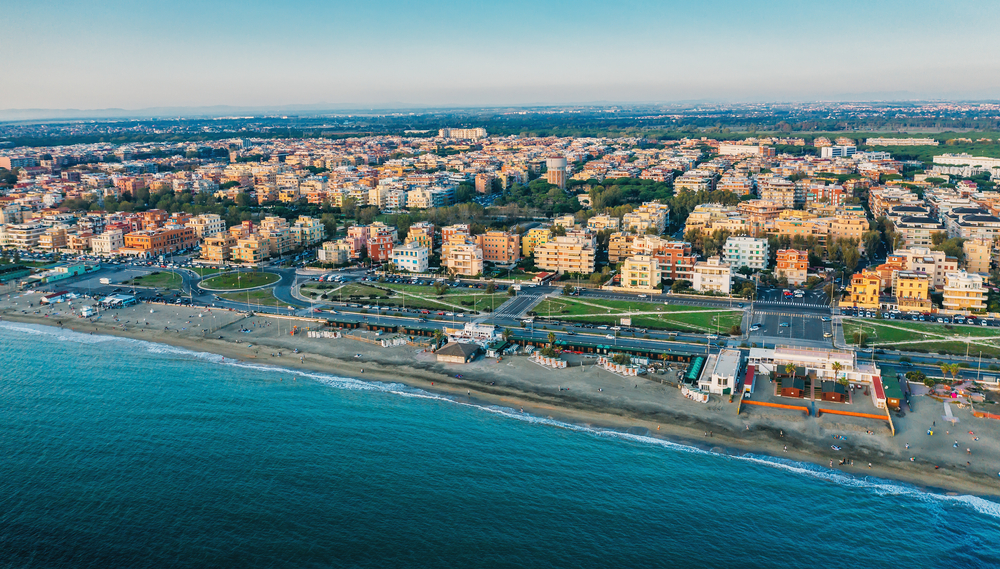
[
  {"left": 201, "top": 234, "right": 237, "bottom": 264},
  {"left": 231, "top": 235, "right": 271, "bottom": 264},
  {"left": 943, "top": 271, "right": 986, "bottom": 313},
  {"left": 444, "top": 241, "right": 484, "bottom": 277},
  {"left": 533, "top": 235, "right": 596, "bottom": 275},
  {"left": 893, "top": 271, "right": 931, "bottom": 311},
  {"left": 619, "top": 255, "right": 660, "bottom": 293},
  {"left": 841, "top": 270, "right": 881, "bottom": 310},
  {"left": 963, "top": 238, "right": 992, "bottom": 276},
  {"left": 829, "top": 216, "right": 867, "bottom": 244},
  {"left": 522, "top": 227, "right": 552, "bottom": 257}
]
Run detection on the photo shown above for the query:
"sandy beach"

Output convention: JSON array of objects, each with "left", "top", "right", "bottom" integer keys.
[{"left": 4, "top": 291, "right": 1000, "bottom": 498}]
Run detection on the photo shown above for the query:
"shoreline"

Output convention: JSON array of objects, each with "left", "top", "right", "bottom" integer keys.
[{"left": 2, "top": 304, "right": 999, "bottom": 500}]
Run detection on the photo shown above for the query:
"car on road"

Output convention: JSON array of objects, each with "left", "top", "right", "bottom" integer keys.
[
  {"left": 823, "top": 332, "right": 833, "bottom": 338},
  {"left": 605, "top": 334, "right": 615, "bottom": 339},
  {"left": 821, "top": 316, "right": 832, "bottom": 322},
  {"left": 750, "top": 324, "right": 762, "bottom": 331}
]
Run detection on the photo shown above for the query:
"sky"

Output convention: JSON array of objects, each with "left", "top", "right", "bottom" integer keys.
[{"left": 2, "top": 0, "right": 1000, "bottom": 111}]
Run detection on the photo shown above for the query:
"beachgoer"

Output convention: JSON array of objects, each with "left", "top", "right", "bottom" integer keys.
[
  {"left": 783, "top": 446, "right": 787, "bottom": 452},
  {"left": 868, "top": 463, "right": 872, "bottom": 468}
]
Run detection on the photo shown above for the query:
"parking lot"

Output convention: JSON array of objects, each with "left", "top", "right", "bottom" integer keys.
[
  {"left": 755, "top": 287, "right": 831, "bottom": 307},
  {"left": 748, "top": 310, "right": 834, "bottom": 344},
  {"left": 839, "top": 308, "right": 1000, "bottom": 327}
]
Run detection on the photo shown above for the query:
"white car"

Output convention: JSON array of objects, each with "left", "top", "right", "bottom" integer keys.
[{"left": 605, "top": 334, "right": 615, "bottom": 339}]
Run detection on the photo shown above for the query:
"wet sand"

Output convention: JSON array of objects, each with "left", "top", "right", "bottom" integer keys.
[{"left": 3, "top": 291, "right": 1000, "bottom": 498}]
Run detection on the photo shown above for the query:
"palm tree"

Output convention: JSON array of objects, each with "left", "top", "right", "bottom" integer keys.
[
  {"left": 502, "top": 328, "right": 512, "bottom": 342},
  {"left": 939, "top": 364, "right": 950, "bottom": 381},
  {"left": 948, "top": 363, "right": 961, "bottom": 382},
  {"left": 432, "top": 329, "right": 444, "bottom": 349},
  {"left": 785, "top": 363, "right": 796, "bottom": 381},
  {"left": 547, "top": 331, "right": 556, "bottom": 346},
  {"left": 832, "top": 361, "right": 845, "bottom": 385}
]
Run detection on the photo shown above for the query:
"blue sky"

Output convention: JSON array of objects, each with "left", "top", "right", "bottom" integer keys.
[{"left": 3, "top": 0, "right": 999, "bottom": 109}]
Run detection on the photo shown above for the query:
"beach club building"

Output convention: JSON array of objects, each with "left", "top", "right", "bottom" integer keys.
[
  {"left": 749, "top": 345, "right": 882, "bottom": 404},
  {"left": 698, "top": 349, "right": 742, "bottom": 395}
]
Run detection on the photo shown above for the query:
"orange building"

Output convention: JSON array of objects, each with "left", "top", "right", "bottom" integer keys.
[
  {"left": 775, "top": 249, "right": 809, "bottom": 286},
  {"left": 475, "top": 231, "right": 521, "bottom": 264},
  {"left": 120, "top": 226, "right": 198, "bottom": 258}
]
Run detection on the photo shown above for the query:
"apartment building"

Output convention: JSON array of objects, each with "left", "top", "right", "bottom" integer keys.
[
  {"left": 841, "top": 270, "right": 881, "bottom": 310},
  {"left": 608, "top": 232, "right": 636, "bottom": 263},
  {"left": 723, "top": 236, "right": 768, "bottom": 271},
  {"left": 441, "top": 224, "right": 470, "bottom": 244},
  {"left": 187, "top": 214, "right": 226, "bottom": 239},
  {"left": 405, "top": 222, "right": 435, "bottom": 250},
  {"left": 201, "top": 234, "right": 237, "bottom": 264},
  {"left": 533, "top": 235, "right": 596, "bottom": 275},
  {"left": 775, "top": 249, "right": 809, "bottom": 286},
  {"left": 91, "top": 229, "right": 124, "bottom": 256},
  {"left": 290, "top": 216, "right": 326, "bottom": 248},
  {"left": 829, "top": 216, "right": 867, "bottom": 244},
  {"left": 475, "top": 231, "right": 521, "bottom": 264},
  {"left": 622, "top": 202, "right": 670, "bottom": 234},
  {"left": 716, "top": 174, "right": 753, "bottom": 196},
  {"left": 889, "top": 247, "right": 959, "bottom": 289},
  {"left": 768, "top": 218, "right": 828, "bottom": 246},
  {"left": 444, "top": 241, "right": 484, "bottom": 277},
  {"left": 893, "top": 271, "right": 931, "bottom": 312},
  {"left": 943, "top": 271, "right": 986, "bottom": 313},
  {"left": 317, "top": 240, "right": 351, "bottom": 265},
  {"left": 391, "top": 242, "right": 429, "bottom": 273},
  {"left": 438, "top": 128, "right": 487, "bottom": 140},
  {"left": 759, "top": 176, "right": 797, "bottom": 208},
  {"left": 522, "top": 227, "right": 551, "bottom": 257},
  {"left": 0, "top": 222, "right": 45, "bottom": 249},
  {"left": 38, "top": 226, "right": 68, "bottom": 251},
  {"left": 685, "top": 204, "right": 738, "bottom": 235},
  {"left": 231, "top": 235, "right": 271, "bottom": 264},
  {"left": 586, "top": 214, "right": 620, "bottom": 232},
  {"left": 618, "top": 255, "right": 660, "bottom": 293},
  {"left": 691, "top": 256, "right": 731, "bottom": 294},
  {"left": 963, "top": 238, "right": 992, "bottom": 275},
  {"left": 119, "top": 226, "right": 198, "bottom": 258},
  {"left": 258, "top": 217, "right": 294, "bottom": 256}
]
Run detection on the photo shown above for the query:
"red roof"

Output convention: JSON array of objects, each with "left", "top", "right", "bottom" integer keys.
[
  {"left": 871, "top": 376, "right": 885, "bottom": 401},
  {"left": 743, "top": 365, "right": 755, "bottom": 390}
]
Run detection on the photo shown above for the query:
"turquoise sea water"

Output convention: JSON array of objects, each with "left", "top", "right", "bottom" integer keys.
[{"left": 1, "top": 321, "right": 999, "bottom": 569}]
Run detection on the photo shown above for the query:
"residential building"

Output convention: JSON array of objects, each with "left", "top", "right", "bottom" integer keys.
[
  {"left": 0, "top": 222, "right": 45, "bottom": 249},
  {"left": 963, "top": 238, "right": 992, "bottom": 275},
  {"left": 475, "top": 231, "right": 521, "bottom": 264},
  {"left": 691, "top": 256, "right": 731, "bottom": 294},
  {"left": 438, "top": 127, "right": 487, "bottom": 140},
  {"left": 829, "top": 215, "right": 867, "bottom": 244},
  {"left": 608, "top": 232, "right": 636, "bottom": 263},
  {"left": 619, "top": 255, "right": 660, "bottom": 293},
  {"left": 444, "top": 240, "right": 484, "bottom": 277},
  {"left": 392, "top": 242, "right": 429, "bottom": 273},
  {"left": 91, "top": 229, "right": 124, "bottom": 256},
  {"left": 890, "top": 247, "right": 959, "bottom": 289},
  {"left": 119, "top": 226, "right": 198, "bottom": 258},
  {"left": 522, "top": 227, "right": 551, "bottom": 257},
  {"left": 38, "top": 226, "right": 68, "bottom": 251},
  {"left": 290, "top": 216, "right": 326, "bottom": 248},
  {"left": 892, "top": 271, "right": 931, "bottom": 312},
  {"left": 317, "top": 240, "right": 351, "bottom": 265},
  {"left": 622, "top": 202, "right": 670, "bottom": 234},
  {"left": 187, "top": 214, "right": 226, "bottom": 239},
  {"left": 201, "top": 234, "right": 237, "bottom": 264},
  {"left": 586, "top": 214, "right": 620, "bottom": 232},
  {"left": 942, "top": 271, "right": 986, "bottom": 313},
  {"left": 533, "top": 234, "right": 596, "bottom": 275},
  {"left": 820, "top": 145, "right": 857, "bottom": 159},
  {"left": 841, "top": 270, "right": 881, "bottom": 310},
  {"left": 405, "top": 222, "right": 435, "bottom": 250},
  {"left": 231, "top": 235, "right": 271, "bottom": 264},
  {"left": 775, "top": 249, "right": 809, "bottom": 286},
  {"left": 723, "top": 236, "right": 768, "bottom": 271}
]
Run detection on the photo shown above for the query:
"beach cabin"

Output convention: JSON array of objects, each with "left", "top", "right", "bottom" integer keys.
[
  {"left": 435, "top": 341, "right": 480, "bottom": 364},
  {"left": 880, "top": 369, "right": 903, "bottom": 410},
  {"left": 780, "top": 376, "right": 806, "bottom": 398},
  {"left": 820, "top": 380, "right": 847, "bottom": 403},
  {"left": 742, "top": 365, "right": 755, "bottom": 395},
  {"left": 41, "top": 291, "right": 71, "bottom": 304}
]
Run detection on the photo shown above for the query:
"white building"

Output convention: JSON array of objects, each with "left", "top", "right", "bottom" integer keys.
[
  {"left": 820, "top": 145, "right": 857, "bottom": 159},
  {"left": 698, "top": 349, "right": 742, "bottom": 395},
  {"left": 722, "top": 236, "right": 768, "bottom": 271},
  {"left": 391, "top": 242, "right": 429, "bottom": 273},
  {"left": 91, "top": 229, "right": 124, "bottom": 256},
  {"left": 186, "top": 214, "right": 226, "bottom": 239},
  {"left": 691, "top": 256, "right": 731, "bottom": 294}
]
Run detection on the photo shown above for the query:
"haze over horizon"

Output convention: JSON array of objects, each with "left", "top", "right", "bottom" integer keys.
[{"left": 3, "top": 0, "right": 1000, "bottom": 114}]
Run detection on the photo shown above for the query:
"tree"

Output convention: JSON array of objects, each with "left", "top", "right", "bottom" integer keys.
[
  {"left": 785, "top": 363, "right": 796, "bottom": 380},
  {"left": 939, "top": 363, "right": 950, "bottom": 381},
  {"left": 547, "top": 331, "right": 556, "bottom": 346},
  {"left": 832, "top": 361, "right": 845, "bottom": 385},
  {"left": 862, "top": 231, "right": 881, "bottom": 259},
  {"left": 502, "top": 328, "right": 512, "bottom": 342},
  {"left": 486, "top": 282, "right": 496, "bottom": 294},
  {"left": 563, "top": 284, "right": 575, "bottom": 295},
  {"left": 843, "top": 246, "right": 860, "bottom": 273},
  {"left": 948, "top": 363, "right": 961, "bottom": 381},
  {"left": 432, "top": 329, "right": 444, "bottom": 349}
]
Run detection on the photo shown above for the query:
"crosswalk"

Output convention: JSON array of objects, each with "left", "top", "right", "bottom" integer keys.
[
  {"left": 485, "top": 292, "right": 547, "bottom": 320},
  {"left": 754, "top": 300, "right": 829, "bottom": 308}
]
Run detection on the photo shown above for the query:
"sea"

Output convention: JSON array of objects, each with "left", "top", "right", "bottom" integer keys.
[{"left": 1, "top": 321, "right": 999, "bottom": 569}]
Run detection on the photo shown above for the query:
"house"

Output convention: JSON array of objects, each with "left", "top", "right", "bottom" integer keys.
[
  {"left": 880, "top": 368, "right": 903, "bottom": 410},
  {"left": 435, "top": 341, "right": 480, "bottom": 364},
  {"left": 780, "top": 376, "right": 806, "bottom": 398},
  {"left": 698, "top": 349, "right": 742, "bottom": 395},
  {"left": 821, "top": 381, "right": 847, "bottom": 403}
]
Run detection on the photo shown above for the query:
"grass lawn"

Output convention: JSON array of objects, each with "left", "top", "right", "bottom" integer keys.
[
  {"left": 201, "top": 271, "right": 280, "bottom": 290},
  {"left": 534, "top": 296, "right": 739, "bottom": 317},
  {"left": 843, "top": 319, "right": 999, "bottom": 343},
  {"left": 551, "top": 310, "right": 743, "bottom": 334},
  {"left": 125, "top": 271, "right": 182, "bottom": 289},
  {"left": 219, "top": 289, "right": 287, "bottom": 309},
  {"left": 889, "top": 341, "right": 1000, "bottom": 359},
  {"left": 190, "top": 267, "right": 223, "bottom": 277}
]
